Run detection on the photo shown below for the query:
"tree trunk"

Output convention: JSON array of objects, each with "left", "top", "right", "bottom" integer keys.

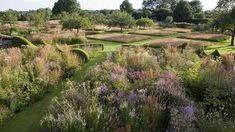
[
  {"left": 121, "top": 26, "right": 123, "bottom": 33},
  {"left": 231, "top": 29, "right": 235, "bottom": 46}
]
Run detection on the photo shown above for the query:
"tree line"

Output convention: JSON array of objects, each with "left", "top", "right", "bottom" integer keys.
[{"left": 0, "top": 0, "right": 234, "bottom": 45}]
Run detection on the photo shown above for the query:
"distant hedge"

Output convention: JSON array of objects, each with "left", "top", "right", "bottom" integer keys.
[
  {"left": 190, "top": 18, "right": 210, "bottom": 25},
  {"left": 174, "top": 22, "right": 195, "bottom": 28},
  {"left": 12, "top": 36, "right": 35, "bottom": 47}
]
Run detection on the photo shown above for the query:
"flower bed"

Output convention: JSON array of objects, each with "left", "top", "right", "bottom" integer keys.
[
  {"left": 41, "top": 47, "right": 202, "bottom": 131},
  {"left": 87, "top": 33, "right": 150, "bottom": 43},
  {"left": 162, "top": 28, "right": 192, "bottom": 33},
  {"left": 129, "top": 29, "right": 177, "bottom": 36},
  {"left": 0, "top": 45, "right": 81, "bottom": 125},
  {"left": 146, "top": 38, "right": 212, "bottom": 49},
  {"left": 178, "top": 33, "right": 228, "bottom": 42}
]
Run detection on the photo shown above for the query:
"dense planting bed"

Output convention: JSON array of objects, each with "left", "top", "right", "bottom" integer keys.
[
  {"left": 178, "top": 33, "right": 228, "bottom": 42},
  {"left": 146, "top": 38, "right": 212, "bottom": 48},
  {"left": 0, "top": 45, "right": 81, "bottom": 126},
  {"left": 162, "top": 28, "right": 192, "bottom": 33},
  {"left": 41, "top": 47, "right": 235, "bottom": 131},
  {"left": 129, "top": 29, "right": 176, "bottom": 36},
  {"left": 87, "top": 33, "right": 150, "bottom": 43}
]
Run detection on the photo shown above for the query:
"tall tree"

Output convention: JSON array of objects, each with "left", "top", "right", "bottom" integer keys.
[
  {"left": 110, "top": 11, "right": 135, "bottom": 32},
  {"left": 173, "top": 0, "right": 193, "bottom": 22},
  {"left": 142, "top": 0, "right": 178, "bottom": 11},
  {"left": 212, "top": 7, "right": 235, "bottom": 46},
  {"left": 120, "top": 0, "right": 134, "bottom": 14},
  {"left": 190, "top": 0, "right": 203, "bottom": 18},
  {"left": 0, "top": 9, "right": 17, "bottom": 26},
  {"left": 52, "top": 0, "right": 80, "bottom": 15}
]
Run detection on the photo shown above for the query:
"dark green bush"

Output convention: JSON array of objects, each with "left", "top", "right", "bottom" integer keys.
[{"left": 190, "top": 18, "right": 210, "bottom": 25}]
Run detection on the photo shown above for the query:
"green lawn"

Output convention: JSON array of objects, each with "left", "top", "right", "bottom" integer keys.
[{"left": 205, "top": 39, "right": 235, "bottom": 54}]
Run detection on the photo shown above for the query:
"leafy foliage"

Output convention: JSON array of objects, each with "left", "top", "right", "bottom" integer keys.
[
  {"left": 173, "top": 0, "right": 193, "bottom": 22},
  {"left": 120, "top": 0, "right": 134, "bottom": 14},
  {"left": 52, "top": 0, "right": 80, "bottom": 15},
  {"left": 136, "top": 18, "right": 155, "bottom": 28}
]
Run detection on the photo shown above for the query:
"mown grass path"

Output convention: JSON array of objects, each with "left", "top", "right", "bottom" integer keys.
[{"left": 0, "top": 52, "right": 107, "bottom": 132}]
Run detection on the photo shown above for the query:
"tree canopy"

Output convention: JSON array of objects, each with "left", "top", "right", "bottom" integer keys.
[
  {"left": 109, "top": 11, "right": 135, "bottom": 32},
  {"left": 212, "top": 7, "right": 235, "bottom": 46},
  {"left": 136, "top": 18, "right": 155, "bottom": 29},
  {"left": 120, "top": 0, "right": 134, "bottom": 14},
  {"left": 0, "top": 9, "right": 18, "bottom": 26},
  {"left": 62, "top": 14, "right": 93, "bottom": 33},
  {"left": 28, "top": 8, "right": 52, "bottom": 29},
  {"left": 173, "top": 0, "right": 193, "bottom": 22},
  {"left": 52, "top": 0, "right": 80, "bottom": 15},
  {"left": 190, "top": 0, "right": 203, "bottom": 18},
  {"left": 142, "top": 0, "right": 178, "bottom": 11}
]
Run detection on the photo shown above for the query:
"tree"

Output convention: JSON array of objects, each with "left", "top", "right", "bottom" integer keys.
[
  {"left": 120, "top": 0, "right": 134, "bottom": 14},
  {"left": 136, "top": 18, "right": 155, "bottom": 29},
  {"left": 217, "top": 0, "right": 235, "bottom": 9},
  {"left": 0, "top": 9, "right": 17, "bottom": 26},
  {"left": 142, "top": 0, "right": 178, "bottom": 11},
  {"left": 173, "top": 0, "right": 193, "bottom": 22},
  {"left": 62, "top": 14, "right": 93, "bottom": 33},
  {"left": 190, "top": 0, "right": 203, "bottom": 18},
  {"left": 52, "top": 0, "right": 80, "bottom": 15},
  {"left": 110, "top": 11, "right": 135, "bottom": 32},
  {"left": 153, "top": 8, "right": 172, "bottom": 21},
  {"left": 28, "top": 8, "right": 52, "bottom": 29},
  {"left": 212, "top": 7, "right": 235, "bottom": 46}
]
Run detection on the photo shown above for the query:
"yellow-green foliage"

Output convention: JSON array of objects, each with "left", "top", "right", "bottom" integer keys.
[
  {"left": 12, "top": 36, "right": 35, "bottom": 47},
  {"left": 72, "top": 48, "right": 89, "bottom": 62}
]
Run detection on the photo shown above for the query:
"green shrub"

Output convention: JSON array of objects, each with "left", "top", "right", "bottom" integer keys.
[
  {"left": 183, "top": 61, "right": 235, "bottom": 119},
  {"left": 12, "top": 36, "right": 35, "bottom": 47},
  {"left": 53, "top": 37, "right": 88, "bottom": 45}
]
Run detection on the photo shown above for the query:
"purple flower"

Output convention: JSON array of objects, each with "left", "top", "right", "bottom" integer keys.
[
  {"left": 110, "top": 72, "right": 117, "bottom": 81},
  {"left": 127, "top": 91, "right": 138, "bottom": 103},
  {"left": 180, "top": 105, "right": 197, "bottom": 120},
  {"left": 98, "top": 85, "right": 108, "bottom": 95},
  {"left": 115, "top": 89, "right": 125, "bottom": 103}
]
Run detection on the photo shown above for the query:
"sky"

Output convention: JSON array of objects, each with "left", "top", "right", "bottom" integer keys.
[{"left": 0, "top": 0, "right": 219, "bottom": 11}]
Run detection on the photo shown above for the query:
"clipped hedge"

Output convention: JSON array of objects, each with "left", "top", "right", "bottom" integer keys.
[
  {"left": 12, "top": 36, "right": 35, "bottom": 47},
  {"left": 71, "top": 48, "right": 89, "bottom": 62}
]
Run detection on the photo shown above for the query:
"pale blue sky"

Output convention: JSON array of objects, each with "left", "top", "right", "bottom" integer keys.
[{"left": 0, "top": 0, "right": 218, "bottom": 11}]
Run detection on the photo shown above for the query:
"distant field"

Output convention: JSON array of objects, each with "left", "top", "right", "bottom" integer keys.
[
  {"left": 145, "top": 38, "right": 212, "bottom": 48},
  {"left": 87, "top": 33, "right": 150, "bottom": 43},
  {"left": 129, "top": 29, "right": 177, "bottom": 36},
  {"left": 178, "top": 33, "right": 228, "bottom": 42}
]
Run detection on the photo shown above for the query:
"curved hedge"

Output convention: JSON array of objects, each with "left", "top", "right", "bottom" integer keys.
[
  {"left": 12, "top": 36, "right": 35, "bottom": 47},
  {"left": 72, "top": 48, "right": 89, "bottom": 63}
]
